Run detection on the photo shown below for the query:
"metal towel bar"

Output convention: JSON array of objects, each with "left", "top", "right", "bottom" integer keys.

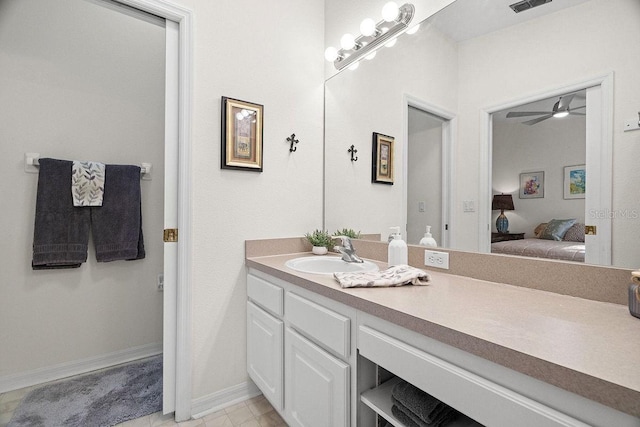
[{"left": 24, "top": 153, "right": 151, "bottom": 176}]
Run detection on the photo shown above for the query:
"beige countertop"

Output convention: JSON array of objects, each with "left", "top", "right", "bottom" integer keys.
[{"left": 246, "top": 252, "right": 640, "bottom": 418}]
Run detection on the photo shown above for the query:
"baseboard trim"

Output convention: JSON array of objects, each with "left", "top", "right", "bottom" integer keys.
[
  {"left": 0, "top": 342, "right": 162, "bottom": 394},
  {"left": 191, "top": 380, "right": 261, "bottom": 419}
]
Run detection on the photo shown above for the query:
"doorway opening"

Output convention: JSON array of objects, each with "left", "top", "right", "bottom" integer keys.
[
  {"left": 403, "top": 96, "right": 455, "bottom": 248},
  {"left": 479, "top": 74, "right": 613, "bottom": 266}
]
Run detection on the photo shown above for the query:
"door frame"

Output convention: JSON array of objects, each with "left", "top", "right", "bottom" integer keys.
[
  {"left": 402, "top": 94, "right": 456, "bottom": 248},
  {"left": 116, "top": 0, "right": 193, "bottom": 421},
  {"left": 478, "top": 73, "right": 613, "bottom": 265}
]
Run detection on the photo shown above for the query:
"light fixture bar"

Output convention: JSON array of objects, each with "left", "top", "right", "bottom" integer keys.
[{"left": 333, "top": 3, "right": 415, "bottom": 71}]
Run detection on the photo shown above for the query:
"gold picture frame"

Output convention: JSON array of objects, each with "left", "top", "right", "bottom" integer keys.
[
  {"left": 372, "top": 132, "right": 394, "bottom": 185},
  {"left": 221, "top": 97, "right": 263, "bottom": 171}
]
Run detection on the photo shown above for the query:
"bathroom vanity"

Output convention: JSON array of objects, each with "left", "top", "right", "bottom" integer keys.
[{"left": 245, "top": 239, "right": 640, "bottom": 427}]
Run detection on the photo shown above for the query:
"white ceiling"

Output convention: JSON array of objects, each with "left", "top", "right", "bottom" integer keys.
[{"left": 430, "top": 0, "right": 592, "bottom": 42}]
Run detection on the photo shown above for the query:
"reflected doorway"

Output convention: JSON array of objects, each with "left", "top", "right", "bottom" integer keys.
[{"left": 403, "top": 96, "right": 454, "bottom": 248}]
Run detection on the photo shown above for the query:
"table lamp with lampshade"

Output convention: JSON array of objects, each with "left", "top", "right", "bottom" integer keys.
[{"left": 492, "top": 194, "right": 515, "bottom": 234}]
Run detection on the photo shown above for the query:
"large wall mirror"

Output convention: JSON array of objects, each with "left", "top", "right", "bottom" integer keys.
[{"left": 324, "top": 0, "right": 640, "bottom": 269}]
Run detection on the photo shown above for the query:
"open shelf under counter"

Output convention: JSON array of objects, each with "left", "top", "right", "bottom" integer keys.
[{"left": 360, "top": 377, "right": 483, "bottom": 427}]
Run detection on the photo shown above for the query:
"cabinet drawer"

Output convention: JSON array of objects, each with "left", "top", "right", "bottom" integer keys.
[
  {"left": 286, "top": 292, "right": 350, "bottom": 358},
  {"left": 358, "top": 325, "right": 588, "bottom": 427},
  {"left": 247, "top": 274, "right": 283, "bottom": 316}
]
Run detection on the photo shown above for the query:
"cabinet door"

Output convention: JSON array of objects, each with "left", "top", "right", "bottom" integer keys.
[
  {"left": 247, "top": 301, "right": 284, "bottom": 411},
  {"left": 285, "top": 327, "right": 349, "bottom": 427}
]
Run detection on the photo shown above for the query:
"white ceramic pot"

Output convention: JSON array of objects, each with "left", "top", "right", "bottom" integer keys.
[{"left": 312, "top": 246, "right": 328, "bottom": 255}]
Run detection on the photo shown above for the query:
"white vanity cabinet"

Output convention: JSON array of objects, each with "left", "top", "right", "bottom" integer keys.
[
  {"left": 247, "top": 270, "right": 355, "bottom": 427},
  {"left": 285, "top": 327, "right": 350, "bottom": 426},
  {"left": 246, "top": 266, "right": 640, "bottom": 427},
  {"left": 246, "top": 301, "right": 283, "bottom": 410},
  {"left": 246, "top": 274, "right": 285, "bottom": 411}
]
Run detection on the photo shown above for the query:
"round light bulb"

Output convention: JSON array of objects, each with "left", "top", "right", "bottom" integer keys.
[
  {"left": 340, "top": 33, "right": 356, "bottom": 50},
  {"left": 236, "top": 112, "right": 244, "bottom": 121},
  {"left": 385, "top": 38, "right": 397, "bottom": 48},
  {"left": 241, "top": 109, "right": 249, "bottom": 118},
  {"left": 360, "top": 18, "right": 377, "bottom": 37},
  {"left": 381, "top": 2, "right": 400, "bottom": 22},
  {"left": 406, "top": 23, "right": 420, "bottom": 35},
  {"left": 324, "top": 46, "right": 339, "bottom": 62},
  {"left": 348, "top": 62, "right": 360, "bottom": 71},
  {"left": 365, "top": 51, "right": 377, "bottom": 60}
]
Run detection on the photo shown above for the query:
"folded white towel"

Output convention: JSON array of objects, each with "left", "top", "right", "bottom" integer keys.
[
  {"left": 334, "top": 265, "right": 430, "bottom": 288},
  {"left": 72, "top": 161, "right": 105, "bottom": 207}
]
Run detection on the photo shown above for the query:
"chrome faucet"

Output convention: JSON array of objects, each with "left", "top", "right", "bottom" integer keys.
[{"left": 332, "top": 236, "right": 364, "bottom": 263}]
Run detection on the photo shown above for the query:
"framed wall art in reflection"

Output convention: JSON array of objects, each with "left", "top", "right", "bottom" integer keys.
[
  {"left": 564, "top": 165, "right": 586, "bottom": 199},
  {"left": 371, "top": 132, "right": 394, "bottom": 185},
  {"left": 519, "top": 171, "right": 544, "bottom": 199},
  {"left": 221, "top": 97, "right": 263, "bottom": 171}
]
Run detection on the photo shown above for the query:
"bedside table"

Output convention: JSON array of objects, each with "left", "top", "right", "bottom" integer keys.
[{"left": 491, "top": 232, "right": 525, "bottom": 243}]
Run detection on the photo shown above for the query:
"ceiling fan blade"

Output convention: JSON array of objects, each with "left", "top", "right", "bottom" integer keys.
[
  {"left": 523, "top": 114, "right": 553, "bottom": 125},
  {"left": 557, "top": 94, "right": 575, "bottom": 110},
  {"left": 571, "top": 105, "right": 586, "bottom": 110},
  {"left": 569, "top": 112, "right": 586, "bottom": 116},
  {"left": 506, "top": 111, "right": 552, "bottom": 118}
]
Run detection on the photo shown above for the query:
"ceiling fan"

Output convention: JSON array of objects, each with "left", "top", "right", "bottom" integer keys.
[{"left": 505, "top": 94, "right": 586, "bottom": 125}]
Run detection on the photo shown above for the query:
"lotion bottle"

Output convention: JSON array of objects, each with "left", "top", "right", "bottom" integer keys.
[
  {"left": 419, "top": 225, "right": 438, "bottom": 247},
  {"left": 388, "top": 226, "right": 408, "bottom": 266}
]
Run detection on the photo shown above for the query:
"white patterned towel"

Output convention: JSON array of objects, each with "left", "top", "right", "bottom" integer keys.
[
  {"left": 72, "top": 161, "right": 105, "bottom": 207},
  {"left": 334, "top": 265, "right": 431, "bottom": 288}
]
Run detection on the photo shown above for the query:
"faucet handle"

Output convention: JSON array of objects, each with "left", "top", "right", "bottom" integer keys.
[{"left": 332, "top": 235, "right": 353, "bottom": 250}]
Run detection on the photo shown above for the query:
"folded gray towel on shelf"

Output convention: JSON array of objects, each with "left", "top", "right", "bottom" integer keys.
[
  {"left": 392, "top": 404, "right": 425, "bottom": 427},
  {"left": 391, "top": 380, "right": 455, "bottom": 425},
  {"left": 333, "top": 265, "right": 430, "bottom": 288},
  {"left": 32, "top": 158, "right": 90, "bottom": 269},
  {"left": 92, "top": 164, "right": 145, "bottom": 262},
  {"left": 392, "top": 396, "right": 457, "bottom": 427}
]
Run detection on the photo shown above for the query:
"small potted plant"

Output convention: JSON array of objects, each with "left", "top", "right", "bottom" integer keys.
[
  {"left": 333, "top": 228, "right": 361, "bottom": 239},
  {"left": 305, "top": 229, "right": 333, "bottom": 255}
]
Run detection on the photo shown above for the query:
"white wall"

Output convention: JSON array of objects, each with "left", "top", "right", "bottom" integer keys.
[
  {"left": 1, "top": 0, "right": 325, "bottom": 408},
  {"left": 0, "top": 0, "right": 165, "bottom": 379},
  {"left": 454, "top": 0, "right": 640, "bottom": 267},
  {"left": 492, "top": 116, "right": 586, "bottom": 236},
  {"left": 324, "top": 21, "right": 458, "bottom": 239},
  {"left": 167, "top": 0, "right": 325, "bottom": 402}
]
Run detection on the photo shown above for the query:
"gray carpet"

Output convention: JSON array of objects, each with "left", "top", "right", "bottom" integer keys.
[{"left": 8, "top": 356, "right": 162, "bottom": 427}]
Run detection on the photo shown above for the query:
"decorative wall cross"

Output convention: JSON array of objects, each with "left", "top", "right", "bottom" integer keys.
[{"left": 287, "top": 134, "right": 299, "bottom": 152}]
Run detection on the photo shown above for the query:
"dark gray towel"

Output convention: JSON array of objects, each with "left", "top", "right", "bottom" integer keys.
[
  {"left": 91, "top": 164, "right": 145, "bottom": 262},
  {"left": 392, "top": 380, "right": 447, "bottom": 424},
  {"left": 392, "top": 396, "right": 458, "bottom": 427},
  {"left": 392, "top": 404, "right": 424, "bottom": 427},
  {"left": 32, "top": 158, "right": 90, "bottom": 269}
]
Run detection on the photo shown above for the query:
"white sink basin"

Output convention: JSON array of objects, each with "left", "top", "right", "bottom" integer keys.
[{"left": 285, "top": 256, "right": 379, "bottom": 275}]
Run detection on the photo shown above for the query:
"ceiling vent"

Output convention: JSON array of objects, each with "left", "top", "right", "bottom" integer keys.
[{"left": 509, "top": 0, "right": 552, "bottom": 13}]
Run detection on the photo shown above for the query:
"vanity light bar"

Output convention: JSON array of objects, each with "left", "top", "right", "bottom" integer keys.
[{"left": 332, "top": 3, "right": 415, "bottom": 71}]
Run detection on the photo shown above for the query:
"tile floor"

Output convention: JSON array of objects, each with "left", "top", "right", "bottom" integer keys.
[{"left": 0, "top": 384, "right": 284, "bottom": 427}]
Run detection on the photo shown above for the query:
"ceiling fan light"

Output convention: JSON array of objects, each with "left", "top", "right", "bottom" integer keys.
[{"left": 553, "top": 111, "right": 569, "bottom": 118}]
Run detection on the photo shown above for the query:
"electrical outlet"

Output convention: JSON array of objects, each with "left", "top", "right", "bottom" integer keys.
[
  {"left": 157, "top": 274, "right": 164, "bottom": 291},
  {"left": 424, "top": 250, "right": 449, "bottom": 269}
]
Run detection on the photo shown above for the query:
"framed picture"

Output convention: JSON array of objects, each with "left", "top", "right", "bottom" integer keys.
[
  {"left": 371, "top": 132, "right": 394, "bottom": 185},
  {"left": 221, "top": 97, "right": 263, "bottom": 171},
  {"left": 519, "top": 171, "right": 544, "bottom": 199},
  {"left": 564, "top": 165, "right": 586, "bottom": 199}
]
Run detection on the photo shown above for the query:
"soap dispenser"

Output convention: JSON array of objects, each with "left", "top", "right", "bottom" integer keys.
[
  {"left": 419, "top": 225, "right": 438, "bottom": 247},
  {"left": 388, "top": 226, "right": 408, "bottom": 266}
]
